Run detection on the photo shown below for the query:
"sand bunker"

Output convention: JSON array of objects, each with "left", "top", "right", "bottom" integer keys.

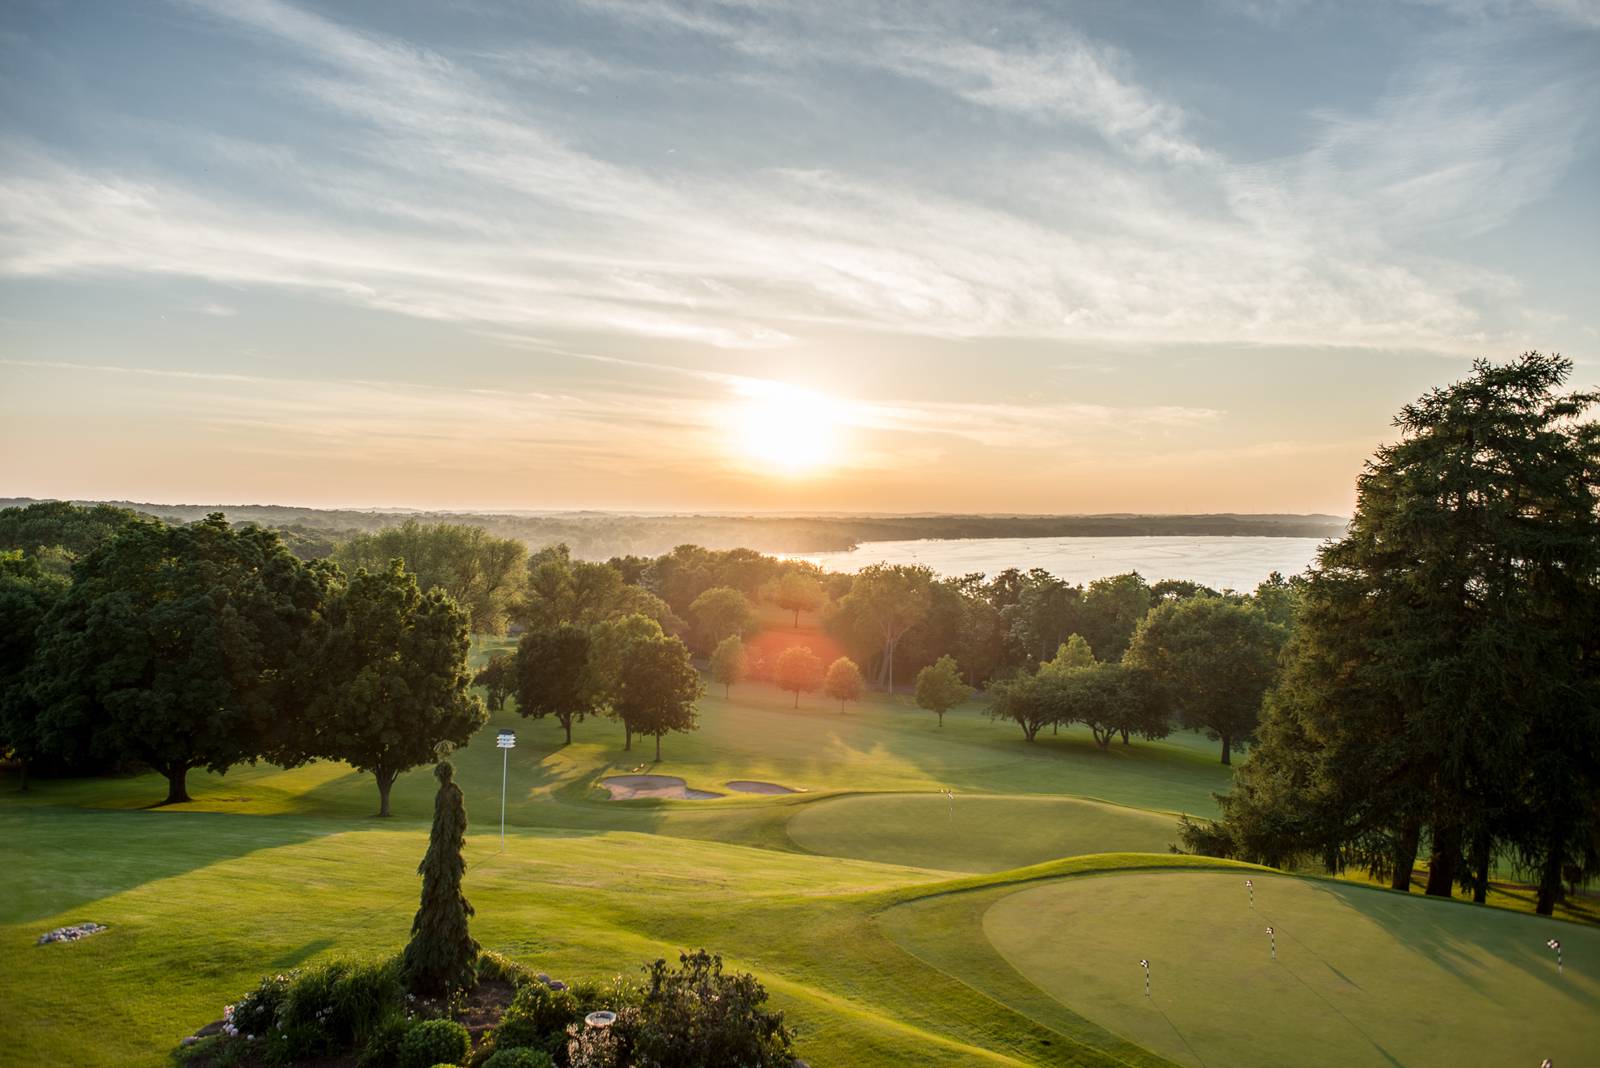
[
  {"left": 725, "top": 780, "right": 804, "bottom": 795},
  {"left": 600, "top": 774, "right": 723, "bottom": 800}
]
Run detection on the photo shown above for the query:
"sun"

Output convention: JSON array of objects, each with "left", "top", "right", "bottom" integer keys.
[{"left": 727, "top": 381, "right": 845, "bottom": 476}]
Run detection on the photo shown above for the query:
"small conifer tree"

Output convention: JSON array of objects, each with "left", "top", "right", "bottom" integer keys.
[{"left": 403, "top": 761, "right": 479, "bottom": 995}]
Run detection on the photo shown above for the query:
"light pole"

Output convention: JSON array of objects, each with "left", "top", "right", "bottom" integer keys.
[{"left": 496, "top": 729, "right": 516, "bottom": 851}]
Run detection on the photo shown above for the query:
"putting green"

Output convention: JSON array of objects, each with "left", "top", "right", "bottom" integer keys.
[
  {"left": 787, "top": 792, "right": 1178, "bottom": 872},
  {"left": 982, "top": 870, "right": 1600, "bottom": 1068}
]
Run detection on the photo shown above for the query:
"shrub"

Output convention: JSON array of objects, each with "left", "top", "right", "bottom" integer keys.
[
  {"left": 398, "top": 1018, "right": 471, "bottom": 1068},
  {"left": 483, "top": 1048, "right": 553, "bottom": 1068},
  {"left": 476, "top": 950, "right": 535, "bottom": 987},
  {"left": 282, "top": 957, "right": 406, "bottom": 1053},
  {"left": 487, "top": 1012, "right": 543, "bottom": 1050},
  {"left": 503, "top": 982, "right": 581, "bottom": 1041},
  {"left": 359, "top": 1011, "right": 412, "bottom": 1068},
  {"left": 225, "top": 971, "right": 295, "bottom": 1039},
  {"left": 618, "top": 950, "right": 794, "bottom": 1068}
]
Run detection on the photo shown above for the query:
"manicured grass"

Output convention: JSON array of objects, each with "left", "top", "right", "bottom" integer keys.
[
  {"left": 2, "top": 664, "right": 1586, "bottom": 1066},
  {"left": 788, "top": 793, "right": 1180, "bottom": 872},
  {"left": 980, "top": 870, "right": 1600, "bottom": 1068}
]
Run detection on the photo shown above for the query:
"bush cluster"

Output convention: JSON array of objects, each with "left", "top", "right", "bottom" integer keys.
[
  {"left": 186, "top": 948, "right": 795, "bottom": 1068},
  {"left": 397, "top": 1018, "right": 471, "bottom": 1068}
]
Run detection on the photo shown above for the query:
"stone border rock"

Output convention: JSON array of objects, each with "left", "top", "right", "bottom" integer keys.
[{"left": 37, "top": 922, "right": 107, "bottom": 945}]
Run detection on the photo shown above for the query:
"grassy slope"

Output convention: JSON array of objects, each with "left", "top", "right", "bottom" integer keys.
[
  {"left": 2, "top": 640, "right": 1590, "bottom": 1066},
  {"left": 980, "top": 870, "right": 1600, "bottom": 1068}
]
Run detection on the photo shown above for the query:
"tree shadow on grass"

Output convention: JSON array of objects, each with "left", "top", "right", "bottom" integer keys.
[
  {"left": 1305, "top": 879, "right": 1592, "bottom": 1002},
  {"left": 271, "top": 938, "right": 337, "bottom": 969},
  {"left": 0, "top": 807, "right": 334, "bottom": 926}
]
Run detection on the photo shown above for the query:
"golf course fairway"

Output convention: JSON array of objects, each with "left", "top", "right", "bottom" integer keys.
[
  {"left": 788, "top": 792, "right": 1179, "bottom": 872},
  {"left": 4, "top": 679, "right": 1595, "bottom": 1066}
]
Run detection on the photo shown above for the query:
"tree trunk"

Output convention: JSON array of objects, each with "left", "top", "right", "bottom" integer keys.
[
  {"left": 1470, "top": 830, "right": 1490, "bottom": 904},
  {"left": 1390, "top": 821, "right": 1420, "bottom": 892},
  {"left": 562, "top": 715, "right": 573, "bottom": 745},
  {"left": 375, "top": 767, "right": 397, "bottom": 818},
  {"left": 793, "top": 608, "right": 800, "bottom": 628},
  {"left": 1219, "top": 734, "right": 1232, "bottom": 765},
  {"left": 654, "top": 733, "right": 662, "bottom": 762},
  {"left": 937, "top": 710, "right": 944, "bottom": 727},
  {"left": 1023, "top": 723, "right": 1037, "bottom": 742},
  {"left": 725, "top": 684, "right": 731, "bottom": 699},
  {"left": 1052, "top": 720, "right": 1058, "bottom": 735},
  {"left": 162, "top": 763, "right": 192, "bottom": 805},
  {"left": 624, "top": 722, "right": 632, "bottom": 751},
  {"left": 1120, "top": 727, "right": 1131, "bottom": 745},
  {"left": 1425, "top": 824, "right": 1461, "bottom": 898},
  {"left": 1536, "top": 834, "right": 1564, "bottom": 916},
  {"left": 793, "top": 691, "right": 799, "bottom": 709}
]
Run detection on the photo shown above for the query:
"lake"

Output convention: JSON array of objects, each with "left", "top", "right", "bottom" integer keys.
[{"left": 794, "top": 535, "right": 1330, "bottom": 591}]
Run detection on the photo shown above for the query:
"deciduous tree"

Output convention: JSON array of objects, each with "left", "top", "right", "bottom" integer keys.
[
  {"left": 474, "top": 652, "right": 516, "bottom": 712},
  {"left": 841, "top": 564, "right": 932, "bottom": 690},
  {"left": 1125, "top": 596, "right": 1282, "bottom": 764},
  {"left": 1039, "top": 633, "right": 1096, "bottom": 675},
  {"left": 772, "top": 571, "right": 824, "bottom": 628},
  {"left": 987, "top": 672, "right": 1058, "bottom": 742},
  {"left": 617, "top": 634, "right": 703, "bottom": 761},
  {"left": 516, "top": 624, "right": 598, "bottom": 745},
  {"left": 775, "top": 645, "right": 824, "bottom": 709},
  {"left": 30, "top": 515, "right": 327, "bottom": 805},
  {"left": 823, "top": 656, "right": 864, "bottom": 713},
  {"left": 914, "top": 655, "right": 972, "bottom": 727},
  {"left": 310, "top": 560, "right": 488, "bottom": 816},
  {"left": 688, "top": 586, "right": 754, "bottom": 653},
  {"left": 1080, "top": 572, "right": 1152, "bottom": 662},
  {"left": 708, "top": 636, "right": 747, "bottom": 698},
  {"left": 590, "top": 613, "right": 667, "bottom": 750},
  {"left": 334, "top": 521, "right": 526, "bottom": 634},
  {"left": 0, "top": 551, "right": 68, "bottom": 789}
]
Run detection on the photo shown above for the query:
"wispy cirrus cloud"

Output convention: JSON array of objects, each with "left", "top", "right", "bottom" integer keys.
[{"left": 0, "top": 0, "right": 1592, "bottom": 360}]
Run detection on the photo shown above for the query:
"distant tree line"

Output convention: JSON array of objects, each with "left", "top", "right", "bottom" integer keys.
[{"left": 1, "top": 496, "right": 1348, "bottom": 561}]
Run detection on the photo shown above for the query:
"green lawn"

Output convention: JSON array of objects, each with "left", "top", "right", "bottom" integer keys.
[
  {"left": 788, "top": 793, "right": 1179, "bottom": 872},
  {"left": 1, "top": 672, "right": 1588, "bottom": 1066},
  {"left": 980, "top": 870, "right": 1600, "bottom": 1068}
]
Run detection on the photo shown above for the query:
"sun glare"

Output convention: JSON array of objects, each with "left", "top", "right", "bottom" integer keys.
[{"left": 728, "top": 382, "right": 845, "bottom": 476}]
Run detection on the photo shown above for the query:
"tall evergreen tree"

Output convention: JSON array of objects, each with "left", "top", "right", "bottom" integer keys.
[
  {"left": 1192, "top": 355, "right": 1600, "bottom": 912},
  {"left": 404, "top": 761, "right": 479, "bottom": 996}
]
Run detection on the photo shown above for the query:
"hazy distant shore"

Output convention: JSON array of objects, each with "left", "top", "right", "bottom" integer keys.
[{"left": 1, "top": 498, "right": 1348, "bottom": 560}]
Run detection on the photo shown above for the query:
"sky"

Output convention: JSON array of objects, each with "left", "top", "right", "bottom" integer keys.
[{"left": 1, "top": 0, "right": 1596, "bottom": 515}]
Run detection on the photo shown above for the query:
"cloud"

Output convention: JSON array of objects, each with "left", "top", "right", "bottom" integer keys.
[{"left": 0, "top": 0, "right": 1591, "bottom": 357}]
